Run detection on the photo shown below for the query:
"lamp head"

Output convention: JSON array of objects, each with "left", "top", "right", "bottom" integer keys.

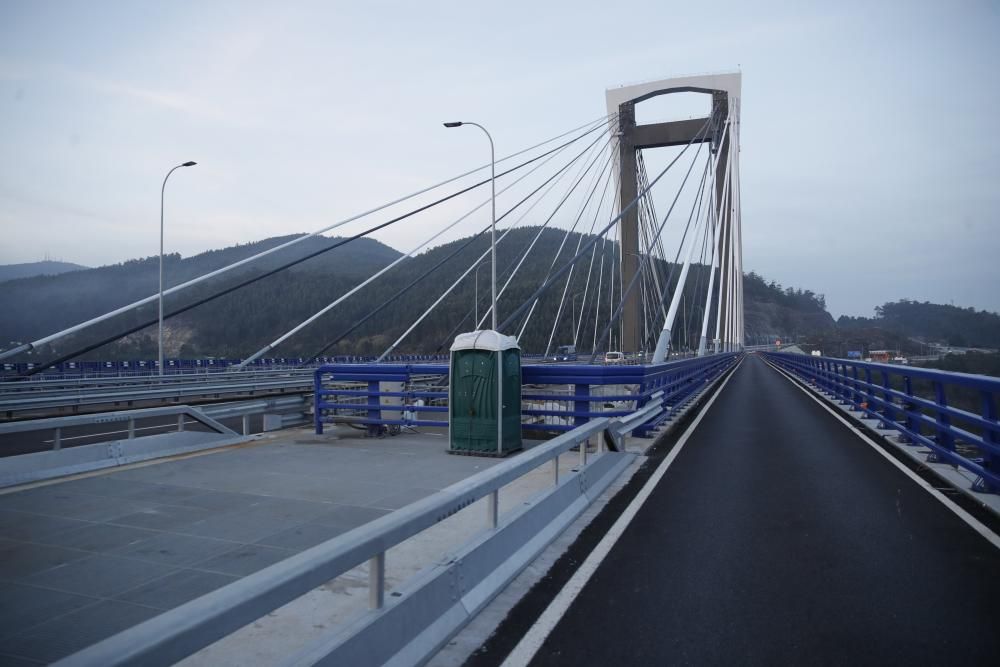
[
  {"left": 181, "top": 161, "right": 197, "bottom": 167},
  {"left": 442, "top": 122, "right": 463, "bottom": 128}
]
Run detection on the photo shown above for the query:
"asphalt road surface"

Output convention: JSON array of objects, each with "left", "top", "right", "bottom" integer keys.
[{"left": 521, "top": 354, "right": 1000, "bottom": 665}]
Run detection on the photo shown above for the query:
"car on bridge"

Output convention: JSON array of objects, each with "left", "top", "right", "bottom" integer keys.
[
  {"left": 550, "top": 344, "right": 577, "bottom": 362},
  {"left": 604, "top": 350, "right": 624, "bottom": 365}
]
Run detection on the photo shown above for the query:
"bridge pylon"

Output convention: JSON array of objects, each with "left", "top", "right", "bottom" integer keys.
[{"left": 605, "top": 72, "right": 742, "bottom": 356}]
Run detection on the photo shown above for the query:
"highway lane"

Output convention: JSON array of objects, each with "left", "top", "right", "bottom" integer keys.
[{"left": 517, "top": 354, "right": 1000, "bottom": 665}]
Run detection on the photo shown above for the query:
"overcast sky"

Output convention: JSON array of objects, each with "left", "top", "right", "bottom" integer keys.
[{"left": 1, "top": 0, "right": 997, "bottom": 318}]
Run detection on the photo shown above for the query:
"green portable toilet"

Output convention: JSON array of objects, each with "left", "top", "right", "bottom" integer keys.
[{"left": 449, "top": 330, "right": 522, "bottom": 455}]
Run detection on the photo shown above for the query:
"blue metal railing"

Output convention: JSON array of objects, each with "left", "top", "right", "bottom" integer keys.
[
  {"left": 314, "top": 353, "right": 741, "bottom": 436},
  {"left": 2, "top": 353, "right": 554, "bottom": 380},
  {"left": 763, "top": 352, "right": 1000, "bottom": 494},
  {"left": 2, "top": 354, "right": 464, "bottom": 380}
]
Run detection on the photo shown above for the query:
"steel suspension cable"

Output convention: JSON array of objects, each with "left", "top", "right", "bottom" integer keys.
[
  {"left": 541, "top": 154, "right": 616, "bottom": 355},
  {"left": 236, "top": 122, "right": 589, "bottom": 368},
  {"left": 499, "top": 115, "right": 712, "bottom": 343},
  {"left": 19, "top": 121, "right": 612, "bottom": 377},
  {"left": 299, "top": 128, "right": 613, "bottom": 364},
  {"left": 475, "top": 134, "right": 616, "bottom": 330},
  {"left": 378, "top": 135, "right": 616, "bottom": 360},
  {"left": 430, "top": 136, "right": 615, "bottom": 352},
  {"left": 586, "top": 120, "right": 713, "bottom": 361},
  {"left": 572, "top": 155, "right": 618, "bottom": 347},
  {"left": 1, "top": 113, "right": 615, "bottom": 363}
]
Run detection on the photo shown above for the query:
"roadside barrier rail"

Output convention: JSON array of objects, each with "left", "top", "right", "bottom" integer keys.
[
  {"left": 59, "top": 416, "right": 634, "bottom": 667},
  {"left": 0, "top": 405, "right": 247, "bottom": 487},
  {"left": 2, "top": 353, "right": 547, "bottom": 381},
  {"left": 314, "top": 353, "right": 741, "bottom": 436},
  {"left": 763, "top": 351, "right": 1000, "bottom": 494}
]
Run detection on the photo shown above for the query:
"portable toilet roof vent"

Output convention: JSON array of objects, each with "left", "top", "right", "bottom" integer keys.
[{"left": 450, "top": 330, "right": 519, "bottom": 353}]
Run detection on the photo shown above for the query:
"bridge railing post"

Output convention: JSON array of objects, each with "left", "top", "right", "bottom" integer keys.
[
  {"left": 928, "top": 380, "right": 954, "bottom": 463},
  {"left": 977, "top": 390, "right": 999, "bottom": 493},
  {"left": 880, "top": 371, "right": 898, "bottom": 427},
  {"left": 836, "top": 362, "right": 850, "bottom": 405},
  {"left": 369, "top": 551, "right": 385, "bottom": 610},
  {"left": 902, "top": 376, "right": 920, "bottom": 445},
  {"left": 851, "top": 365, "right": 861, "bottom": 408},
  {"left": 367, "top": 379, "right": 381, "bottom": 438},
  {"left": 864, "top": 367, "right": 875, "bottom": 414},
  {"left": 487, "top": 490, "right": 499, "bottom": 529},
  {"left": 314, "top": 369, "right": 324, "bottom": 435},
  {"left": 574, "top": 383, "right": 590, "bottom": 428}
]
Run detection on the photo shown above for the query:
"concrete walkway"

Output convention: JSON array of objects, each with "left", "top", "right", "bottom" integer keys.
[{"left": 0, "top": 426, "right": 500, "bottom": 664}]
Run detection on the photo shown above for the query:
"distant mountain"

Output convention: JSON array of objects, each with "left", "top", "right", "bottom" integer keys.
[
  {"left": 0, "top": 261, "right": 88, "bottom": 283},
  {"left": 0, "top": 234, "right": 402, "bottom": 348},
  {"left": 743, "top": 271, "right": 836, "bottom": 340},
  {"left": 0, "top": 228, "right": 833, "bottom": 361},
  {"left": 838, "top": 300, "right": 1000, "bottom": 349}
]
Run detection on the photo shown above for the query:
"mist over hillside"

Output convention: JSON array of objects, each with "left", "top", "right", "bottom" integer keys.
[
  {"left": 0, "top": 261, "right": 89, "bottom": 283},
  {"left": 2, "top": 230, "right": 842, "bottom": 362},
  {"left": 839, "top": 301, "right": 1000, "bottom": 349}
]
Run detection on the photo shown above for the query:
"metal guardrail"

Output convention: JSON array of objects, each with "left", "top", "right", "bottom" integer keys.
[
  {"left": 763, "top": 351, "right": 1000, "bottom": 494},
  {"left": 314, "top": 353, "right": 740, "bottom": 436},
  {"left": 0, "top": 404, "right": 231, "bottom": 439},
  {"left": 526, "top": 353, "right": 740, "bottom": 436},
  {"left": 0, "top": 367, "right": 316, "bottom": 395},
  {"left": 2, "top": 353, "right": 540, "bottom": 381},
  {"left": 201, "top": 395, "right": 311, "bottom": 434},
  {"left": 0, "top": 374, "right": 315, "bottom": 418},
  {"left": 0, "top": 405, "right": 248, "bottom": 487},
  {"left": 58, "top": 417, "right": 633, "bottom": 667},
  {"left": 50, "top": 354, "right": 740, "bottom": 665}
]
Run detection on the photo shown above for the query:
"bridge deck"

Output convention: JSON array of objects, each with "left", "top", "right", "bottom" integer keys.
[
  {"left": 0, "top": 427, "right": 505, "bottom": 664},
  {"left": 512, "top": 355, "right": 1000, "bottom": 665}
]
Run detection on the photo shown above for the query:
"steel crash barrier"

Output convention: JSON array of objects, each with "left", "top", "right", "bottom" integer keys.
[
  {"left": 59, "top": 417, "right": 636, "bottom": 667},
  {"left": 2, "top": 353, "right": 547, "bottom": 381},
  {"left": 763, "top": 352, "right": 1000, "bottom": 494},
  {"left": 313, "top": 353, "right": 741, "bottom": 437},
  {"left": 0, "top": 405, "right": 249, "bottom": 487}
]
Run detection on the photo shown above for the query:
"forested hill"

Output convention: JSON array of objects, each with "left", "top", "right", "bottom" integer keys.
[
  {"left": 0, "top": 260, "right": 89, "bottom": 282},
  {"left": 743, "top": 271, "right": 835, "bottom": 339},
  {"left": 838, "top": 300, "right": 1000, "bottom": 349},
  {"left": 0, "top": 234, "right": 401, "bottom": 346},
  {"left": 2, "top": 229, "right": 834, "bottom": 361}
]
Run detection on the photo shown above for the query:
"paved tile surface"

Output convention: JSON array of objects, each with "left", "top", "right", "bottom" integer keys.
[{"left": 0, "top": 426, "right": 499, "bottom": 664}]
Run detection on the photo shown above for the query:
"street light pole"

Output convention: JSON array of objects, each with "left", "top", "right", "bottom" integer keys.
[
  {"left": 159, "top": 161, "right": 197, "bottom": 376},
  {"left": 474, "top": 260, "right": 489, "bottom": 328},
  {"left": 444, "top": 122, "right": 501, "bottom": 454}
]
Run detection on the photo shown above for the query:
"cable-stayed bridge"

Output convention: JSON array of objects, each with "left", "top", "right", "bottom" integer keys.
[{"left": 0, "top": 73, "right": 998, "bottom": 666}]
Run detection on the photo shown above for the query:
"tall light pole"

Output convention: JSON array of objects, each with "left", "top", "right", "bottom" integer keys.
[
  {"left": 474, "top": 260, "right": 489, "bottom": 327},
  {"left": 159, "top": 161, "right": 196, "bottom": 376},
  {"left": 571, "top": 290, "right": 585, "bottom": 342},
  {"left": 444, "top": 121, "right": 501, "bottom": 454}
]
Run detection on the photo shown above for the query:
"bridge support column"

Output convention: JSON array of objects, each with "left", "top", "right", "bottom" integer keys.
[
  {"left": 617, "top": 103, "right": 642, "bottom": 354},
  {"left": 607, "top": 73, "right": 740, "bottom": 357}
]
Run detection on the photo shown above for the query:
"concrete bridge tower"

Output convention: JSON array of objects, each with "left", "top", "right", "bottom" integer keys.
[{"left": 606, "top": 72, "right": 741, "bottom": 354}]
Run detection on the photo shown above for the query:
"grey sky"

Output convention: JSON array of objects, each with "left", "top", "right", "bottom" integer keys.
[{"left": 0, "top": 0, "right": 997, "bottom": 318}]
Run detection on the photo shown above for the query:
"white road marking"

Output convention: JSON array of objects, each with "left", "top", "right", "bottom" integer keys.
[
  {"left": 762, "top": 355, "right": 1000, "bottom": 550},
  {"left": 501, "top": 357, "right": 743, "bottom": 667}
]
